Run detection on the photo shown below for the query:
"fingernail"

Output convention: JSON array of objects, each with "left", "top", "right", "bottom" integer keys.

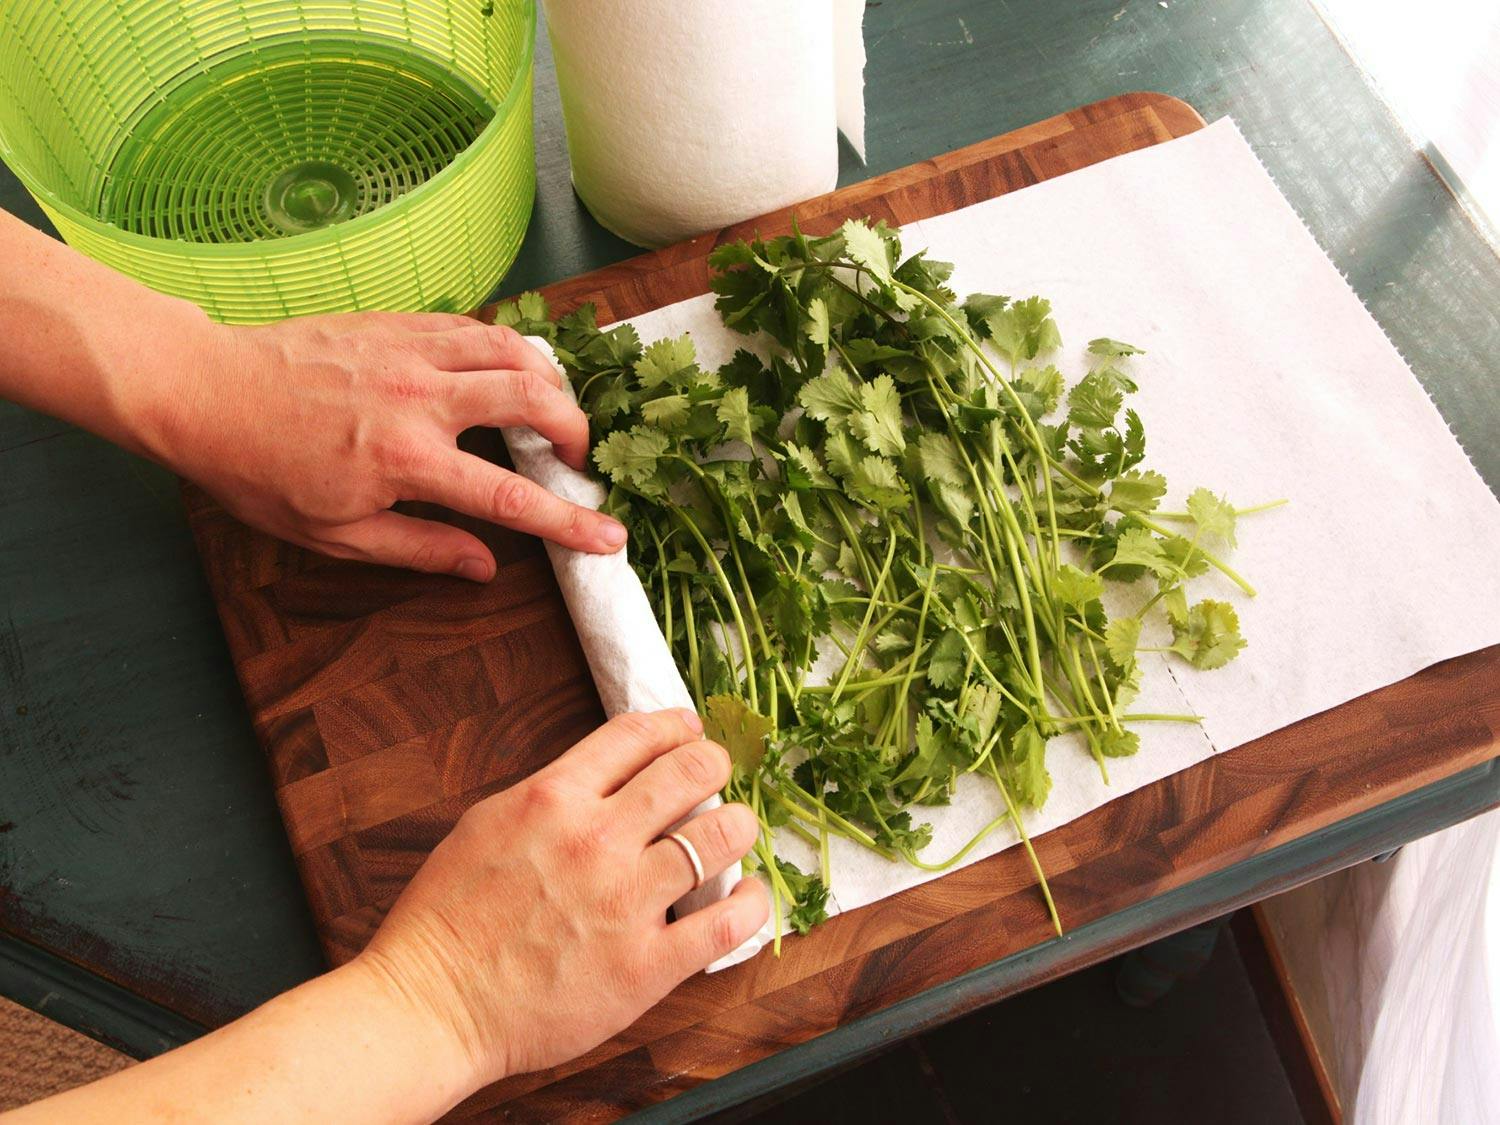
[
  {"left": 599, "top": 519, "right": 628, "bottom": 549},
  {"left": 675, "top": 708, "right": 704, "bottom": 735},
  {"left": 455, "top": 558, "right": 491, "bottom": 582}
]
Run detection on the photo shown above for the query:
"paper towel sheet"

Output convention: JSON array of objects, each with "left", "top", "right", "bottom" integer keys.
[
  {"left": 510, "top": 119, "right": 1500, "bottom": 967},
  {"left": 502, "top": 342, "right": 733, "bottom": 918},
  {"left": 833, "top": 0, "right": 868, "bottom": 160}
]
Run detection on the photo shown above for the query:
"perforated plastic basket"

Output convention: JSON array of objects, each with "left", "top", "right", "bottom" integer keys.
[{"left": 0, "top": 1, "right": 535, "bottom": 323}]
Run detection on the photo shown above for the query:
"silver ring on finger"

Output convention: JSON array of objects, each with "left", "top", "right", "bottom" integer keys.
[{"left": 664, "top": 832, "right": 705, "bottom": 891}]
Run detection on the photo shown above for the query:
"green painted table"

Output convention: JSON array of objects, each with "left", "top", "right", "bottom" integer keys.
[{"left": 2, "top": 0, "right": 1497, "bottom": 1107}]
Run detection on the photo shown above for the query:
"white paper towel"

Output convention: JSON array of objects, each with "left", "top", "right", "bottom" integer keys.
[
  {"left": 501, "top": 341, "right": 734, "bottom": 918},
  {"left": 543, "top": 0, "right": 866, "bottom": 248},
  {"left": 504, "top": 118, "right": 1500, "bottom": 968}
]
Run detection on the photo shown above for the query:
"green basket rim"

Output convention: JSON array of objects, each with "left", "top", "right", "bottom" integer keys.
[{"left": 0, "top": 0, "right": 535, "bottom": 259}]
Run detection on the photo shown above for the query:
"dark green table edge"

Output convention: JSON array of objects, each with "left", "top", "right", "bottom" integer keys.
[
  {"left": 1, "top": 757, "right": 1492, "bottom": 1104},
  {"left": 0, "top": 931, "right": 206, "bottom": 1058},
  {"left": 631, "top": 757, "right": 1500, "bottom": 1123}
]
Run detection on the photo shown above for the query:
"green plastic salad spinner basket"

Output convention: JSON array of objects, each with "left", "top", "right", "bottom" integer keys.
[{"left": 0, "top": 0, "right": 536, "bottom": 323}]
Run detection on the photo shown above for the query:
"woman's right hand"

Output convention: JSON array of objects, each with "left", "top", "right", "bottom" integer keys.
[{"left": 354, "top": 709, "right": 769, "bottom": 1087}]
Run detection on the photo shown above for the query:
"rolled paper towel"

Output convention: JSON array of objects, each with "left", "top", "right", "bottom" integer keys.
[
  {"left": 542, "top": 0, "right": 867, "bottom": 248},
  {"left": 501, "top": 338, "right": 736, "bottom": 925}
]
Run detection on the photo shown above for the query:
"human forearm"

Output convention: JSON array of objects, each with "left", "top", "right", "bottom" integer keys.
[
  {"left": 0, "top": 208, "right": 214, "bottom": 459},
  {"left": 0, "top": 207, "right": 625, "bottom": 575},
  {"left": 5, "top": 958, "right": 475, "bottom": 1125},
  {"left": 3, "top": 711, "right": 767, "bottom": 1124}
]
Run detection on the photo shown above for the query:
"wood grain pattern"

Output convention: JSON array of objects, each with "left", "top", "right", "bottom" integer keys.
[{"left": 184, "top": 92, "right": 1500, "bottom": 1121}]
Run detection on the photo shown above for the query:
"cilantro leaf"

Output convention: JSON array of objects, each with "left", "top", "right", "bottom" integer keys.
[
  {"left": 926, "top": 628, "right": 966, "bottom": 689},
  {"left": 804, "top": 297, "right": 831, "bottom": 348},
  {"left": 1159, "top": 534, "right": 1211, "bottom": 579},
  {"left": 1054, "top": 563, "right": 1103, "bottom": 608},
  {"left": 1162, "top": 586, "right": 1189, "bottom": 626},
  {"left": 799, "top": 367, "right": 863, "bottom": 425},
  {"left": 1110, "top": 469, "right": 1168, "bottom": 514},
  {"left": 915, "top": 432, "right": 968, "bottom": 487},
  {"left": 841, "top": 218, "right": 893, "bottom": 284},
  {"left": 933, "top": 480, "right": 976, "bottom": 526},
  {"left": 782, "top": 442, "right": 834, "bottom": 489},
  {"left": 1186, "top": 488, "right": 1238, "bottom": 546},
  {"left": 986, "top": 296, "right": 1061, "bottom": 364},
  {"left": 636, "top": 335, "right": 697, "bottom": 389},
  {"left": 1006, "top": 722, "right": 1052, "bottom": 808},
  {"left": 704, "top": 694, "right": 775, "bottom": 774},
  {"left": 1067, "top": 370, "right": 1124, "bottom": 429},
  {"left": 492, "top": 290, "right": 552, "bottom": 337},
  {"left": 893, "top": 713, "right": 963, "bottom": 787},
  {"left": 774, "top": 858, "right": 830, "bottom": 935},
  {"left": 1016, "top": 364, "right": 1066, "bottom": 414},
  {"left": 1169, "top": 599, "right": 1246, "bottom": 669},
  {"left": 593, "top": 427, "right": 670, "bottom": 495},
  {"left": 1111, "top": 528, "right": 1176, "bottom": 577},
  {"left": 591, "top": 381, "right": 633, "bottom": 423},
  {"left": 642, "top": 393, "right": 691, "bottom": 428},
  {"left": 962, "top": 292, "right": 1010, "bottom": 329},
  {"left": 1099, "top": 728, "right": 1141, "bottom": 757},
  {"left": 716, "top": 386, "right": 756, "bottom": 446},
  {"left": 849, "top": 374, "right": 906, "bottom": 456},
  {"left": 842, "top": 338, "right": 915, "bottom": 370},
  {"left": 1088, "top": 337, "right": 1145, "bottom": 357},
  {"left": 1104, "top": 616, "right": 1142, "bottom": 669},
  {"left": 823, "top": 429, "right": 863, "bottom": 479},
  {"left": 848, "top": 455, "right": 910, "bottom": 510}
]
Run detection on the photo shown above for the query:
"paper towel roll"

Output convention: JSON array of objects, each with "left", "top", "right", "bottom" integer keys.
[
  {"left": 543, "top": 0, "right": 866, "bottom": 248},
  {"left": 503, "top": 338, "right": 736, "bottom": 924}
]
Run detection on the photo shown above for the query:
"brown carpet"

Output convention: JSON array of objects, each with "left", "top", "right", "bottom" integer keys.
[{"left": 0, "top": 996, "right": 132, "bottom": 1111}]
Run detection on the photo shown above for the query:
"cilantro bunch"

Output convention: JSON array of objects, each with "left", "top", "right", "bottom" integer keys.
[{"left": 496, "top": 219, "right": 1276, "bottom": 950}]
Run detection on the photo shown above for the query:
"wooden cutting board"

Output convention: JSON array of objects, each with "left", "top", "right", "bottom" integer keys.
[{"left": 185, "top": 91, "right": 1500, "bottom": 1121}]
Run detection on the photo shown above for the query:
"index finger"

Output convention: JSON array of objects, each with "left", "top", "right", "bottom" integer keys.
[
  {"left": 549, "top": 710, "right": 705, "bottom": 795},
  {"left": 408, "top": 454, "right": 626, "bottom": 553},
  {"left": 415, "top": 324, "right": 564, "bottom": 387}
]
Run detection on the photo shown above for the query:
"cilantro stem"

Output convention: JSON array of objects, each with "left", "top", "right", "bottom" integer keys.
[
  {"left": 986, "top": 758, "right": 1062, "bottom": 935},
  {"left": 1154, "top": 498, "right": 1288, "bottom": 519},
  {"left": 1052, "top": 712, "right": 1203, "bottom": 724},
  {"left": 893, "top": 278, "right": 1065, "bottom": 581},
  {"left": 1063, "top": 641, "right": 1113, "bottom": 772},
  {"left": 1084, "top": 633, "right": 1124, "bottom": 735},
  {"left": 799, "top": 663, "right": 926, "bottom": 694},
  {"left": 884, "top": 506, "right": 938, "bottom": 744},
  {"left": 671, "top": 510, "right": 760, "bottom": 712},
  {"left": 830, "top": 532, "right": 900, "bottom": 704},
  {"left": 1137, "top": 515, "right": 1257, "bottom": 596},
  {"left": 765, "top": 782, "right": 893, "bottom": 856},
  {"left": 679, "top": 574, "right": 703, "bottom": 708},
  {"left": 951, "top": 624, "right": 1042, "bottom": 717}
]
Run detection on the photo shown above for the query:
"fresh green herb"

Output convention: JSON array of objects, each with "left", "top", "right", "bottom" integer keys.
[{"left": 499, "top": 218, "right": 1278, "bottom": 949}]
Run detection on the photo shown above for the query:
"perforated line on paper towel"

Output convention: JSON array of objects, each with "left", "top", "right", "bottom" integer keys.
[{"left": 1162, "top": 659, "right": 1218, "bottom": 759}]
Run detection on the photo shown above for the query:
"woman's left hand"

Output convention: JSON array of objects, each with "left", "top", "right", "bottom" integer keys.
[{"left": 356, "top": 708, "right": 767, "bottom": 1086}]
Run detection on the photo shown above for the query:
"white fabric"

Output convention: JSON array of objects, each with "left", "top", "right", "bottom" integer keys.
[
  {"left": 1351, "top": 815, "right": 1500, "bottom": 1124},
  {"left": 504, "top": 121, "right": 1500, "bottom": 988},
  {"left": 1271, "top": 814, "right": 1500, "bottom": 1123}
]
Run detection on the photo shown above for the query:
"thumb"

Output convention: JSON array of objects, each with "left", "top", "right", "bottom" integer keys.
[{"left": 323, "top": 510, "right": 497, "bottom": 582}]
